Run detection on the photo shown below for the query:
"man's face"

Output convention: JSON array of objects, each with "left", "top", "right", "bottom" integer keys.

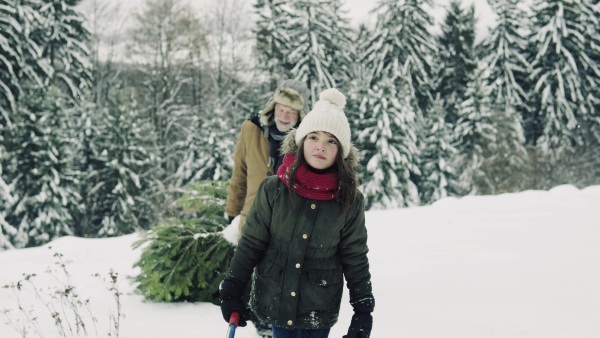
[{"left": 274, "top": 103, "right": 299, "bottom": 132}]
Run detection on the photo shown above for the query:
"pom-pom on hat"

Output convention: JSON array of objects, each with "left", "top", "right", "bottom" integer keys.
[{"left": 295, "top": 88, "right": 351, "bottom": 158}]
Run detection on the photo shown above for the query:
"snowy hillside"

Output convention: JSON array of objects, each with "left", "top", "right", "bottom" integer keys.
[{"left": 1, "top": 185, "right": 599, "bottom": 338}]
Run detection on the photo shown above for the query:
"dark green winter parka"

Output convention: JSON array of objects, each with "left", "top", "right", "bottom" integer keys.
[{"left": 226, "top": 130, "right": 372, "bottom": 329}]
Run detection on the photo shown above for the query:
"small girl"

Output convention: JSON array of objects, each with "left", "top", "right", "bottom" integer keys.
[{"left": 220, "top": 88, "right": 374, "bottom": 338}]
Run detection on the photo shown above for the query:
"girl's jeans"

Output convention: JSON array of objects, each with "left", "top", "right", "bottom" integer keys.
[{"left": 272, "top": 325, "right": 330, "bottom": 338}]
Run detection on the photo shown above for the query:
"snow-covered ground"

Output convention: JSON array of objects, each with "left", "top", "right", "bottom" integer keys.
[{"left": 1, "top": 185, "right": 599, "bottom": 338}]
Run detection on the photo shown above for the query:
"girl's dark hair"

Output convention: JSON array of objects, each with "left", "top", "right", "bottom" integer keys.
[{"left": 287, "top": 135, "right": 359, "bottom": 218}]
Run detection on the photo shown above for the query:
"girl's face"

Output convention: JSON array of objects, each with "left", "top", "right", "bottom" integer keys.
[
  {"left": 274, "top": 103, "right": 299, "bottom": 132},
  {"left": 303, "top": 131, "right": 339, "bottom": 170}
]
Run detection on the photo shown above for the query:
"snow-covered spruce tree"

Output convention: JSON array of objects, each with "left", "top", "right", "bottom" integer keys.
[
  {"left": 1, "top": 109, "right": 16, "bottom": 249},
  {"left": 1, "top": 1, "right": 92, "bottom": 247},
  {"left": 172, "top": 79, "right": 255, "bottom": 186},
  {"left": 358, "top": 76, "right": 420, "bottom": 209},
  {"left": 175, "top": 73, "right": 249, "bottom": 186},
  {"left": 324, "top": 0, "right": 356, "bottom": 93},
  {"left": 346, "top": 23, "right": 372, "bottom": 139},
  {"left": 357, "top": 0, "right": 435, "bottom": 208},
  {"left": 575, "top": 0, "right": 600, "bottom": 188},
  {"left": 363, "top": 0, "right": 436, "bottom": 114},
  {"left": 172, "top": 92, "right": 241, "bottom": 186},
  {"left": 183, "top": 101, "right": 236, "bottom": 182},
  {"left": 44, "top": 0, "right": 97, "bottom": 237},
  {"left": 5, "top": 86, "right": 80, "bottom": 248},
  {"left": 527, "top": 0, "right": 600, "bottom": 156},
  {"left": 481, "top": 0, "right": 530, "bottom": 118},
  {"left": 0, "top": 219, "right": 14, "bottom": 250},
  {"left": 436, "top": 0, "right": 478, "bottom": 126},
  {"left": 479, "top": 0, "right": 531, "bottom": 192},
  {"left": 72, "top": 100, "right": 102, "bottom": 237},
  {"left": 453, "top": 64, "right": 496, "bottom": 195},
  {"left": 590, "top": 0, "right": 600, "bottom": 114},
  {"left": 0, "top": 1, "right": 50, "bottom": 196},
  {"left": 482, "top": 105, "right": 530, "bottom": 193},
  {"left": 419, "top": 95, "right": 457, "bottom": 204},
  {"left": 581, "top": 0, "right": 600, "bottom": 185},
  {"left": 74, "top": 1, "right": 140, "bottom": 236},
  {"left": 74, "top": 91, "right": 160, "bottom": 237},
  {"left": 254, "top": 0, "right": 294, "bottom": 88},
  {"left": 0, "top": 168, "right": 15, "bottom": 250},
  {"left": 0, "top": 1, "right": 51, "bottom": 117},
  {"left": 171, "top": 113, "right": 207, "bottom": 187},
  {"left": 286, "top": 0, "right": 355, "bottom": 103},
  {"left": 37, "top": 0, "right": 92, "bottom": 99},
  {"left": 584, "top": 0, "right": 600, "bottom": 186}
]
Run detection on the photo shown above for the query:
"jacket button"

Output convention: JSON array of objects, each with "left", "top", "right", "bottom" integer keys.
[
  {"left": 295, "top": 263, "right": 301, "bottom": 269},
  {"left": 311, "top": 203, "right": 316, "bottom": 209},
  {"left": 302, "top": 234, "right": 308, "bottom": 239},
  {"left": 291, "top": 291, "right": 296, "bottom": 297},
  {"left": 287, "top": 320, "right": 293, "bottom": 326}
]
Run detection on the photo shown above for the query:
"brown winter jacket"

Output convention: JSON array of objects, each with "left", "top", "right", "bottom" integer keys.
[
  {"left": 226, "top": 130, "right": 373, "bottom": 329},
  {"left": 225, "top": 118, "right": 271, "bottom": 226}
]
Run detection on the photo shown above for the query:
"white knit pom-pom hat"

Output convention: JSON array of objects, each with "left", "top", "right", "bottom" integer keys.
[{"left": 295, "top": 88, "right": 351, "bottom": 158}]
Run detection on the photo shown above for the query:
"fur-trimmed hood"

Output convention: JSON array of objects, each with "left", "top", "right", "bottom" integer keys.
[
  {"left": 280, "top": 129, "right": 361, "bottom": 170},
  {"left": 260, "top": 80, "right": 310, "bottom": 127}
]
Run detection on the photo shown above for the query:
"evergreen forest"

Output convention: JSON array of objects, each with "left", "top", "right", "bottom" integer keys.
[{"left": 1, "top": 0, "right": 599, "bottom": 249}]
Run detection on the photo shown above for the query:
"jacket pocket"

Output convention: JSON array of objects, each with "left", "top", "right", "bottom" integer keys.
[
  {"left": 252, "top": 259, "right": 282, "bottom": 317},
  {"left": 298, "top": 268, "right": 343, "bottom": 313}
]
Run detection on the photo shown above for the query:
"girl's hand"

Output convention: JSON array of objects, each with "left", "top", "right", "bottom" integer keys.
[
  {"left": 219, "top": 277, "right": 251, "bottom": 327},
  {"left": 343, "top": 312, "right": 372, "bottom": 338}
]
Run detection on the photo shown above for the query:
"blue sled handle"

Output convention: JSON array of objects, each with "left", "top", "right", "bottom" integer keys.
[
  {"left": 227, "top": 311, "right": 239, "bottom": 338},
  {"left": 227, "top": 324, "right": 237, "bottom": 338}
]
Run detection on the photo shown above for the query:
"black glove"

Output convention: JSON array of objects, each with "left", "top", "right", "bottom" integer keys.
[
  {"left": 343, "top": 294, "right": 375, "bottom": 338},
  {"left": 344, "top": 312, "right": 373, "bottom": 338},
  {"left": 219, "top": 277, "right": 251, "bottom": 327}
]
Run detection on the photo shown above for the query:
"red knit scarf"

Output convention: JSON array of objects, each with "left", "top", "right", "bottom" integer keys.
[{"left": 277, "top": 153, "right": 338, "bottom": 201}]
